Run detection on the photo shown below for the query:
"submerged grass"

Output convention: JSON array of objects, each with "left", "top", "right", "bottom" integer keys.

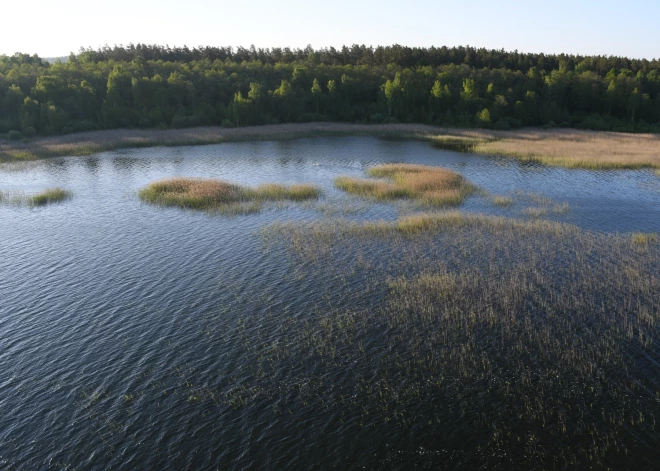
[
  {"left": 266, "top": 212, "right": 582, "bottom": 244},
  {"left": 335, "top": 163, "right": 475, "bottom": 206},
  {"left": 2, "top": 123, "right": 658, "bottom": 170},
  {"left": 256, "top": 210, "right": 660, "bottom": 468},
  {"left": 138, "top": 177, "right": 320, "bottom": 211}
]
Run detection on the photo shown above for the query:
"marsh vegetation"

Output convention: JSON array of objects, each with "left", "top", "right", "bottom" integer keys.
[
  {"left": 138, "top": 177, "right": 320, "bottom": 212},
  {"left": 335, "top": 163, "right": 475, "bottom": 206},
  {"left": 2, "top": 138, "right": 659, "bottom": 469},
  {"left": 257, "top": 211, "right": 660, "bottom": 468}
]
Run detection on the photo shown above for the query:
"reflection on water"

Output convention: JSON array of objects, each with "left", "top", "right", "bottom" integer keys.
[{"left": 0, "top": 137, "right": 659, "bottom": 469}]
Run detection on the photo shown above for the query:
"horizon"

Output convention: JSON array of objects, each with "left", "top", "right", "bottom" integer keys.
[
  {"left": 2, "top": 0, "right": 659, "bottom": 60},
  {"left": 26, "top": 42, "right": 660, "bottom": 63}
]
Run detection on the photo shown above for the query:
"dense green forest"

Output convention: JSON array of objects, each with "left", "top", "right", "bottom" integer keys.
[{"left": 1, "top": 44, "right": 660, "bottom": 138}]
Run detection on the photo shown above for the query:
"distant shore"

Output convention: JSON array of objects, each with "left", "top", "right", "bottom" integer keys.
[{"left": 1, "top": 122, "right": 659, "bottom": 170}]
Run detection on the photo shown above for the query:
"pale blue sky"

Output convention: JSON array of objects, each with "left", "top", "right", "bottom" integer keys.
[{"left": 2, "top": 0, "right": 659, "bottom": 59}]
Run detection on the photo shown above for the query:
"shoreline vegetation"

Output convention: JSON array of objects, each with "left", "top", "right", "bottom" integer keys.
[
  {"left": 2, "top": 123, "right": 659, "bottom": 170},
  {"left": 138, "top": 177, "right": 320, "bottom": 212}
]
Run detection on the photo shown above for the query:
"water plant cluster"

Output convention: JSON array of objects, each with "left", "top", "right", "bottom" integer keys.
[
  {"left": 138, "top": 177, "right": 320, "bottom": 212},
  {"left": 252, "top": 213, "right": 660, "bottom": 468},
  {"left": 334, "top": 163, "right": 475, "bottom": 206},
  {"left": 0, "top": 187, "right": 72, "bottom": 206}
]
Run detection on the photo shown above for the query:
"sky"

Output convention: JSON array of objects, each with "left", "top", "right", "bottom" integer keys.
[{"left": 2, "top": 0, "right": 659, "bottom": 59}]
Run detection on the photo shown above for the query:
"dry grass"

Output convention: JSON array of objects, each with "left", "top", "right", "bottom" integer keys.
[
  {"left": 631, "top": 232, "right": 659, "bottom": 246},
  {"left": 2, "top": 123, "right": 658, "bottom": 170},
  {"left": 491, "top": 195, "right": 514, "bottom": 207},
  {"left": 138, "top": 177, "right": 320, "bottom": 211},
  {"left": 335, "top": 163, "right": 475, "bottom": 206},
  {"left": 470, "top": 128, "right": 660, "bottom": 169}
]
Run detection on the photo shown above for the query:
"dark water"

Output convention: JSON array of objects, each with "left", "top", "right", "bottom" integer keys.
[{"left": 1, "top": 137, "right": 659, "bottom": 469}]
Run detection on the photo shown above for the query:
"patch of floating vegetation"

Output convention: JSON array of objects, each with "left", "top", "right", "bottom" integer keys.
[
  {"left": 0, "top": 187, "right": 72, "bottom": 207},
  {"left": 334, "top": 163, "right": 475, "bottom": 206},
  {"left": 253, "top": 211, "right": 660, "bottom": 468},
  {"left": 138, "top": 177, "right": 321, "bottom": 212}
]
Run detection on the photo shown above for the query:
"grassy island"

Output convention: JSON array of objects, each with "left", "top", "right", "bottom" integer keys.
[
  {"left": 138, "top": 177, "right": 320, "bottom": 211},
  {"left": 335, "top": 163, "right": 475, "bottom": 206}
]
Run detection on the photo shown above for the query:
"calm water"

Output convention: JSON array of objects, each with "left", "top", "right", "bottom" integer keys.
[{"left": 1, "top": 137, "right": 659, "bottom": 469}]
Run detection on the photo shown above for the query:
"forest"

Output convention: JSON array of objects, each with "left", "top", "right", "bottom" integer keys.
[{"left": 1, "top": 43, "right": 660, "bottom": 138}]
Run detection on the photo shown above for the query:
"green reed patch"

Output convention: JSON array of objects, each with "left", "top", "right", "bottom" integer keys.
[
  {"left": 138, "top": 177, "right": 321, "bottom": 211},
  {"left": 334, "top": 163, "right": 475, "bottom": 206},
  {"left": 29, "top": 187, "right": 72, "bottom": 206}
]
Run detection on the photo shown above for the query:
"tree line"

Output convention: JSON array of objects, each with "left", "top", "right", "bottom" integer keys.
[{"left": 1, "top": 44, "right": 660, "bottom": 138}]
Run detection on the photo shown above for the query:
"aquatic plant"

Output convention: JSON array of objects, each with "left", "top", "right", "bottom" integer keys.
[
  {"left": 138, "top": 177, "right": 320, "bottom": 211},
  {"left": 631, "top": 232, "right": 659, "bottom": 246},
  {"left": 29, "top": 188, "right": 73, "bottom": 206},
  {"left": 0, "top": 187, "right": 72, "bottom": 206},
  {"left": 490, "top": 195, "right": 514, "bottom": 207},
  {"left": 255, "top": 211, "right": 660, "bottom": 468},
  {"left": 335, "top": 163, "right": 475, "bottom": 206}
]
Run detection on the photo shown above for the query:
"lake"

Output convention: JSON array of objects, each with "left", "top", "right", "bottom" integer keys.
[{"left": 1, "top": 137, "right": 659, "bottom": 469}]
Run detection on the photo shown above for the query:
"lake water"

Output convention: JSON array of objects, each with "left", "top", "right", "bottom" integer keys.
[{"left": 1, "top": 137, "right": 659, "bottom": 469}]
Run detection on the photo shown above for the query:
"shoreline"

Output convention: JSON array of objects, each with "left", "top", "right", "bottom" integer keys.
[{"left": 1, "top": 122, "right": 659, "bottom": 170}]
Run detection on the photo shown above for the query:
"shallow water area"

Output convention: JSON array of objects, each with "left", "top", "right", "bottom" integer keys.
[{"left": 1, "top": 137, "right": 659, "bottom": 469}]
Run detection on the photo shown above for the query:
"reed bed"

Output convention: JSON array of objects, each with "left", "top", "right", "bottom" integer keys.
[
  {"left": 471, "top": 129, "right": 660, "bottom": 169},
  {"left": 253, "top": 212, "right": 660, "bottom": 468},
  {"left": 265, "top": 212, "right": 582, "bottom": 242},
  {"left": 335, "top": 164, "right": 475, "bottom": 206},
  {"left": 2, "top": 123, "right": 658, "bottom": 170},
  {"left": 138, "top": 177, "right": 320, "bottom": 211}
]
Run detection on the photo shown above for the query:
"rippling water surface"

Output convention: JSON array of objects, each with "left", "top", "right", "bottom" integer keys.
[{"left": 1, "top": 137, "right": 659, "bottom": 469}]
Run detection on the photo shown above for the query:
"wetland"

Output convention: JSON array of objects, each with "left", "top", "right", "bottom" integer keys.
[{"left": 1, "top": 136, "right": 659, "bottom": 469}]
